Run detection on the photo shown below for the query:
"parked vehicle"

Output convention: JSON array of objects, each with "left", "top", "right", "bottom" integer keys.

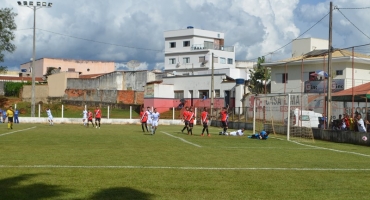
[{"left": 285, "top": 108, "right": 322, "bottom": 128}]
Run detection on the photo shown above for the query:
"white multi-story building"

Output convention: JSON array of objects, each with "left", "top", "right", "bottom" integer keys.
[{"left": 164, "top": 27, "right": 248, "bottom": 79}]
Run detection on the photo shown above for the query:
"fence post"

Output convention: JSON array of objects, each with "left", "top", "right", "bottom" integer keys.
[
  {"left": 84, "top": 105, "right": 87, "bottom": 111},
  {"left": 15, "top": 104, "right": 17, "bottom": 109},
  {"left": 172, "top": 107, "right": 175, "bottom": 120},
  {"left": 238, "top": 107, "right": 241, "bottom": 121},
  {"left": 38, "top": 104, "right": 40, "bottom": 118},
  {"left": 107, "top": 106, "right": 110, "bottom": 119},
  {"left": 130, "top": 106, "right": 132, "bottom": 119},
  {"left": 62, "top": 104, "right": 64, "bottom": 118}
]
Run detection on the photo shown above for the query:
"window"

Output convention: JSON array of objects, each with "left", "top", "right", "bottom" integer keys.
[
  {"left": 183, "top": 57, "right": 190, "bottom": 64},
  {"left": 213, "top": 57, "right": 218, "bottom": 63},
  {"left": 199, "top": 90, "right": 209, "bottom": 98},
  {"left": 299, "top": 115, "right": 310, "bottom": 121},
  {"left": 282, "top": 73, "right": 288, "bottom": 83},
  {"left": 170, "top": 42, "right": 176, "bottom": 48},
  {"left": 199, "top": 56, "right": 205, "bottom": 62},
  {"left": 68, "top": 68, "right": 75, "bottom": 72},
  {"left": 227, "top": 58, "right": 233, "bottom": 64},
  {"left": 215, "top": 90, "right": 220, "bottom": 98},
  {"left": 220, "top": 57, "right": 226, "bottom": 64},
  {"left": 169, "top": 58, "right": 176, "bottom": 64},
  {"left": 174, "top": 91, "right": 184, "bottom": 99},
  {"left": 183, "top": 41, "right": 190, "bottom": 47},
  {"left": 336, "top": 70, "right": 343, "bottom": 75}
]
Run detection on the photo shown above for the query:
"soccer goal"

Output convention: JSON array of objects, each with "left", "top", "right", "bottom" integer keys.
[{"left": 252, "top": 93, "right": 318, "bottom": 142}]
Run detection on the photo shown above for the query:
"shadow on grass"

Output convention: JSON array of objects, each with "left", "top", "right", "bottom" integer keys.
[
  {"left": 87, "top": 187, "right": 154, "bottom": 200},
  {"left": 0, "top": 174, "right": 72, "bottom": 200}
]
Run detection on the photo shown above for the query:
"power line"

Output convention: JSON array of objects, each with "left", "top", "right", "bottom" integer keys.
[
  {"left": 244, "top": 11, "right": 330, "bottom": 62},
  {"left": 36, "top": 28, "right": 164, "bottom": 52},
  {"left": 336, "top": 7, "right": 370, "bottom": 10},
  {"left": 336, "top": 8, "right": 370, "bottom": 40}
]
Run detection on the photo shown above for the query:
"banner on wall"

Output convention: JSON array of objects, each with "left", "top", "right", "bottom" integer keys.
[
  {"left": 304, "top": 79, "right": 344, "bottom": 93},
  {"left": 144, "top": 84, "right": 154, "bottom": 97}
]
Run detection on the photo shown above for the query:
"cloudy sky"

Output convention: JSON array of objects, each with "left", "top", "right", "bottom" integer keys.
[{"left": 2, "top": 0, "right": 370, "bottom": 71}]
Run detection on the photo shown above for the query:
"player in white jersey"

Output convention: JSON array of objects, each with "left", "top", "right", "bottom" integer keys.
[
  {"left": 82, "top": 109, "right": 88, "bottom": 126},
  {"left": 146, "top": 107, "right": 153, "bottom": 132},
  {"left": 225, "top": 129, "right": 244, "bottom": 136},
  {"left": 46, "top": 108, "right": 53, "bottom": 125},
  {"left": 151, "top": 108, "right": 160, "bottom": 135}
]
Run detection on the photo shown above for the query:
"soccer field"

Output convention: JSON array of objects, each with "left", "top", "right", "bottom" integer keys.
[{"left": 0, "top": 124, "right": 369, "bottom": 200}]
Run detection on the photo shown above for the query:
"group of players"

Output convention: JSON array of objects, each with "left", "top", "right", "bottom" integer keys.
[
  {"left": 139, "top": 107, "right": 160, "bottom": 135},
  {"left": 180, "top": 106, "right": 211, "bottom": 136},
  {"left": 81, "top": 106, "right": 102, "bottom": 128}
]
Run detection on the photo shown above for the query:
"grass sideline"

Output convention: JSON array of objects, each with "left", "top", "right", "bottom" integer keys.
[{"left": 0, "top": 124, "right": 369, "bottom": 200}]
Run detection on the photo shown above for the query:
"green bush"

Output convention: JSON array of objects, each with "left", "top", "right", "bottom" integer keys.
[{"left": 4, "top": 82, "right": 24, "bottom": 97}]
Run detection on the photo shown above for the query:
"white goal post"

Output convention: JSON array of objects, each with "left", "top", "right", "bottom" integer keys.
[{"left": 253, "top": 93, "right": 319, "bottom": 142}]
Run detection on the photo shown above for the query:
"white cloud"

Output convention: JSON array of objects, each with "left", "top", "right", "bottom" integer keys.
[{"left": 2, "top": 0, "right": 370, "bottom": 71}]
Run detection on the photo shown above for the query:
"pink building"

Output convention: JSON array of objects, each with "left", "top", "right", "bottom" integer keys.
[{"left": 20, "top": 58, "right": 115, "bottom": 78}]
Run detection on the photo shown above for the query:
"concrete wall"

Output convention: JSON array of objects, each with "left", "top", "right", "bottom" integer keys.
[
  {"left": 67, "top": 71, "right": 149, "bottom": 91},
  {"left": 0, "top": 82, "right": 4, "bottom": 95},
  {"left": 63, "top": 89, "right": 144, "bottom": 104},
  {"left": 22, "top": 85, "right": 49, "bottom": 103},
  {"left": 48, "top": 72, "right": 79, "bottom": 97}
]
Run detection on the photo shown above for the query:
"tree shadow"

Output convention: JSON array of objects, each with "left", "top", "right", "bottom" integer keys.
[
  {"left": 0, "top": 174, "right": 73, "bottom": 200},
  {"left": 87, "top": 187, "right": 154, "bottom": 200}
]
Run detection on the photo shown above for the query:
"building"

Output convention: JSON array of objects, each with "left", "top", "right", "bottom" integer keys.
[
  {"left": 291, "top": 38, "right": 329, "bottom": 57},
  {"left": 144, "top": 74, "right": 242, "bottom": 113},
  {"left": 164, "top": 27, "right": 248, "bottom": 80},
  {"left": 20, "top": 58, "right": 116, "bottom": 78}
]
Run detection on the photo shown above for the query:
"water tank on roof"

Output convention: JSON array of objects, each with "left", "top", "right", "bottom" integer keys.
[
  {"left": 235, "top": 78, "right": 245, "bottom": 85},
  {"left": 187, "top": 26, "right": 194, "bottom": 29}
]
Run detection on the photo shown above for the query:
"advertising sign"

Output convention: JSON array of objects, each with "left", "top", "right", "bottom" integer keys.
[{"left": 304, "top": 79, "right": 344, "bottom": 93}]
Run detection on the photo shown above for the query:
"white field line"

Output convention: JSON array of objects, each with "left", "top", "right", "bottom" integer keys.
[
  {"left": 161, "top": 131, "right": 201, "bottom": 148},
  {"left": 221, "top": 147, "right": 319, "bottom": 149},
  {"left": 290, "top": 140, "right": 370, "bottom": 158},
  {"left": 0, "top": 126, "right": 37, "bottom": 137},
  {"left": 0, "top": 165, "right": 369, "bottom": 171}
]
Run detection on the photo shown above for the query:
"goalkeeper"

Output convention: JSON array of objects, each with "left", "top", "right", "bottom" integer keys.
[{"left": 248, "top": 130, "right": 270, "bottom": 140}]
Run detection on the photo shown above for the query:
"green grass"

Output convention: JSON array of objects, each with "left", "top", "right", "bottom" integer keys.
[{"left": 0, "top": 124, "right": 369, "bottom": 200}]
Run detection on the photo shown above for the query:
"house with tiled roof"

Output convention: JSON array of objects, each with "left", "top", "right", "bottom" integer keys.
[{"left": 263, "top": 40, "right": 370, "bottom": 94}]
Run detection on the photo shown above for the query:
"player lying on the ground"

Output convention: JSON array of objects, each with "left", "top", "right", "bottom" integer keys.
[
  {"left": 220, "top": 129, "right": 244, "bottom": 136},
  {"left": 248, "top": 130, "right": 270, "bottom": 140}
]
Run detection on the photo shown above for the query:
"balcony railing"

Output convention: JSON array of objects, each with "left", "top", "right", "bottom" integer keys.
[{"left": 191, "top": 44, "right": 234, "bottom": 52}]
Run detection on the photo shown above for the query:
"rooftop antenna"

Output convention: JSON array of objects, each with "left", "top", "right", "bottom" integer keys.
[{"left": 127, "top": 60, "right": 141, "bottom": 71}]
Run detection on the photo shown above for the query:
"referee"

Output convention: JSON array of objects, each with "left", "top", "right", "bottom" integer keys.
[{"left": 6, "top": 106, "right": 14, "bottom": 129}]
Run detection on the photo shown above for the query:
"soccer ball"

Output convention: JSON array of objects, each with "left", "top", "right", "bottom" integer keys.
[{"left": 362, "top": 136, "right": 368, "bottom": 141}]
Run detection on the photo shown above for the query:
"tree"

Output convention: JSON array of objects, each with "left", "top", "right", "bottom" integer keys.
[
  {"left": 249, "top": 56, "right": 271, "bottom": 94},
  {"left": 0, "top": 66, "right": 8, "bottom": 74},
  {"left": 0, "top": 8, "right": 17, "bottom": 63}
]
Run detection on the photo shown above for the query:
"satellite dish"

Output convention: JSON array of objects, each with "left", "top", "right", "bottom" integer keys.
[{"left": 127, "top": 60, "right": 141, "bottom": 71}]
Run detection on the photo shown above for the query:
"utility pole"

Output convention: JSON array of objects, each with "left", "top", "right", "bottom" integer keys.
[
  {"left": 210, "top": 53, "right": 214, "bottom": 119},
  {"left": 327, "top": 1, "right": 333, "bottom": 129}
]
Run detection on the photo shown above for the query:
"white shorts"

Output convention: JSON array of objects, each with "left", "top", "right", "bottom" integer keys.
[
  {"left": 152, "top": 121, "right": 158, "bottom": 127},
  {"left": 147, "top": 119, "right": 153, "bottom": 124},
  {"left": 48, "top": 116, "right": 53, "bottom": 121}
]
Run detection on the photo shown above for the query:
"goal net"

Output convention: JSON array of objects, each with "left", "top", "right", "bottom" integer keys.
[{"left": 253, "top": 94, "right": 318, "bottom": 142}]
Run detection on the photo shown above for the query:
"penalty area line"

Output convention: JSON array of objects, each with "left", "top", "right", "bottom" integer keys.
[
  {"left": 290, "top": 140, "right": 370, "bottom": 158},
  {"left": 161, "top": 131, "right": 202, "bottom": 148},
  {"left": 0, "top": 165, "right": 369, "bottom": 171},
  {"left": 0, "top": 126, "right": 37, "bottom": 137}
]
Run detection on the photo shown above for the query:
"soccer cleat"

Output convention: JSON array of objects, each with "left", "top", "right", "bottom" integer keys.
[
  {"left": 96, "top": 126, "right": 97, "bottom": 129},
  {"left": 201, "top": 134, "right": 204, "bottom": 137}
]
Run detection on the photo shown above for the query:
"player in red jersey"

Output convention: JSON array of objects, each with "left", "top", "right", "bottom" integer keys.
[
  {"left": 187, "top": 107, "right": 195, "bottom": 135},
  {"left": 94, "top": 106, "right": 101, "bottom": 129},
  {"left": 140, "top": 107, "right": 149, "bottom": 132},
  {"left": 87, "top": 110, "right": 94, "bottom": 127},
  {"left": 181, "top": 107, "right": 190, "bottom": 133},
  {"left": 201, "top": 107, "right": 210, "bottom": 137},
  {"left": 220, "top": 105, "right": 229, "bottom": 135}
]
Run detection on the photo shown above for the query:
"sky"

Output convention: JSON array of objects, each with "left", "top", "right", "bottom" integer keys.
[{"left": 2, "top": 0, "right": 370, "bottom": 71}]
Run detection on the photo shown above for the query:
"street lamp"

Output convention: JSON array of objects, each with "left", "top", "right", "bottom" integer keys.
[{"left": 17, "top": 1, "right": 52, "bottom": 117}]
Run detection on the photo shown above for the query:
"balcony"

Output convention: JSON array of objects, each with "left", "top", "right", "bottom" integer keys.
[{"left": 191, "top": 44, "right": 234, "bottom": 52}]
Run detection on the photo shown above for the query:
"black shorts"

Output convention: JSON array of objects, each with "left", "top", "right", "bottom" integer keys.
[
  {"left": 8, "top": 117, "right": 13, "bottom": 123},
  {"left": 203, "top": 122, "right": 208, "bottom": 128},
  {"left": 221, "top": 121, "right": 228, "bottom": 127},
  {"left": 95, "top": 118, "right": 101, "bottom": 122},
  {"left": 88, "top": 119, "right": 93, "bottom": 122},
  {"left": 184, "top": 120, "right": 189, "bottom": 126},
  {"left": 189, "top": 123, "right": 194, "bottom": 128}
]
